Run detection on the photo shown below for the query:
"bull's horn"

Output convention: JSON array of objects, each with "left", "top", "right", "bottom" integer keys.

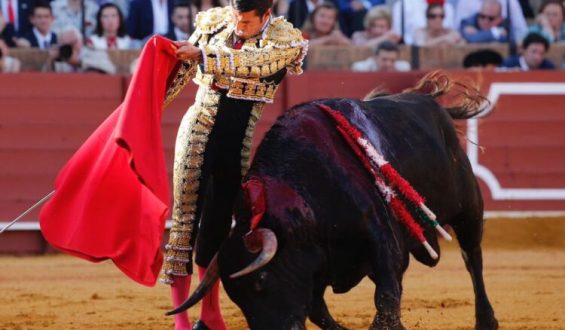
[
  {"left": 230, "top": 228, "right": 278, "bottom": 278},
  {"left": 165, "top": 254, "right": 219, "bottom": 316}
]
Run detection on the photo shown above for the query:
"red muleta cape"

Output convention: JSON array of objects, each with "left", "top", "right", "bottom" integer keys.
[{"left": 40, "top": 36, "right": 181, "bottom": 286}]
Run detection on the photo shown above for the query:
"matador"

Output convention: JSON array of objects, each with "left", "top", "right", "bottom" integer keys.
[{"left": 160, "top": 0, "right": 307, "bottom": 328}]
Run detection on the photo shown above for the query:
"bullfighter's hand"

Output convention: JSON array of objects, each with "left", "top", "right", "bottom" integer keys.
[{"left": 174, "top": 41, "right": 202, "bottom": 62}]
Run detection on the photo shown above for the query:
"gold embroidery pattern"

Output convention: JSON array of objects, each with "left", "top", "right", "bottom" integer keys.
[
  {"left": 240, "top": 103, "right": 264, "bottom": 176},
  {"left": 161, "top": 88, "right": 221, "bottom": 284},
  {"left": 163, "top": 61, "right": 198, "bottom": 108}
]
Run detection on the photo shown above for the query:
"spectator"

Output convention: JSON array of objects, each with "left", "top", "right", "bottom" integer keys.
[
  {"left": 87, "top": 3, "right": 130, "bottom": 49},
  {"left": 14, "top": 1, "right": 57, "bottom": 49},
  {"left": 336, "top": 0, "right": 385, "bottom": 37},
  {"left": 460, "top": 0, "right": 510, "bottom": 43},
  {"left": 0, "top": 11, "right": 16, "bottom": 46},
  {"left": 193, "top": 0, "right": 227, "bottom": 12},
  {"left": 455, "top": 0, "right": 527, "bottom": 41},
  {"left": 287, "top": 0, "right": 321, "bottom": 30},
  {"left": 51, "top": 0, "right": 98, "bottom": 37},
  {"left": 462, "top": 48, "right": 503, "bottom": 69},
  {"left": 528, "top": 0, "right": 565, "bottom": 43},
  {"left": 501, "top": 32, "right": 556, "bottom": 70},
  {"left": 164, "top": 1, "right": 192, "bottom": 41},
  {"left": 0, "top": 38, "right": 21, "bottom": 71},
  {"left": 43, "top": 26, "right": 83, "bottom": 72},
  {"left": 1, "top": 0, "right": 33, "bottom": 42},
  {"left": 351, "top": 40, "right": 411, "bottom": 71},
  {"left": 414, "top": 3, "right": 464, "bottom": 46},
  {"left": 351, "top": 5, "right": 400, "bottom": 48},
  {"left": 392, "top": 0, "right": 456, "bottom": 45},
  {"left": 301, "top": 2, "right": 351, "bottom": 47},
  {"left": 127, "top": 0, "right": 173, "bottom": 42}
]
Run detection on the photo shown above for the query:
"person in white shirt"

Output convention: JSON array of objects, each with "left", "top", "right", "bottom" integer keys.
[
  {"left": 51, "top": 0, "right": 98, "bottom": 37},
  {"left": 391, "top": 0, "right": 455, "bottom": 45},
  {"left": 87, "top": 3, "right": 130, "bottom": 49},
  {"left": 352, "top": 40, "right": 411, "bottom": 71}
]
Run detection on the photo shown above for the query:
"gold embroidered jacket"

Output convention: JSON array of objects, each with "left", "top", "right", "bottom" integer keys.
[{"left": 165, "top": 6, "right": 308, "bottom": 106}]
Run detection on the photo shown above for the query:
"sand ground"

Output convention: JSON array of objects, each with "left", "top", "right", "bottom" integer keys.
[{"left": 1, "top": 218, "right": 565, "bottom": 330}]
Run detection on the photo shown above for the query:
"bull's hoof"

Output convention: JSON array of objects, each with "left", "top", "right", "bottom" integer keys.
[
  {"left": 475, "top": 316, "right": 499, "bottom": 330},
  {"left": 369, "top": 313, "right": 405, "bottom": 330},
  {"left": 192, "top": 320, "right": 210, "bottom": 330}
]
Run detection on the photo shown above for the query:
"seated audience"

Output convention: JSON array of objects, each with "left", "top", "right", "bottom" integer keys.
[
  {"left": 87, "top": 3, "right": 130, "bottom": 49},
  {"left": 336, "top": 0, "right": 385, "bottom": 37},
  {"left": 460, "top": 0, "right": 511, "bottom": 43},
  {"left": 501, "top": 32, "right": 556, "bottom": 70},
  {"left": 287, "top": 0, "right": 321, "bottom": 30},
  {"left": 43, "top": 26, "right": 83, "bottom": 72},
  {"left": 51, "top": 0, "right": 98, "bottom": 37},
  {"left": 1, "top": 0, "right": 33, "bottom": 43},
  {"left": 14, "top": 2, "right": 57, "bottom": 49},
  {"left": 163, "top": 1, "right": 192, "bottom": 41},
  {"left": 392, "top": 0, "right": 455, "bottom": 45},
  {"left": 413, "top": 3, "right": 464, "bottom": 46},
  {"left": 193, "top": 0, "right": 227, "bottom": 12},
  {"left": 127, "top": 0, "right": 173, "bottom": 42},
  {"left": 456, "top": 0, "right": 527, "bottom": 41},
  {"left": 351, "top": 40, "right": 410, "bottom": 72},
  {"left": 528, "top": 0, "right": 565, "bottom": 43},
  {"left": 351, "top": 5, "right": 400, "bottom": 48},
  {"left": 462, "top": 48, "right": 503, "bottom": 70},
  {"left": 0, "top": 38, "right": 21, "bottom": 72},
  {"left": 301, "top": 2, "right": 351, "bottom": 47}
]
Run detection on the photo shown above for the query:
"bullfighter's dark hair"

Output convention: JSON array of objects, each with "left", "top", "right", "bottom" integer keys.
[
  {"left": 231, "top": 0, "right": 273, "bottom": 17},
  {"left": 94, "top": 3, "right": 127, "bottom": 38},
  {"left": 522, "top": 32, "right": 550, "bottom": 51}
]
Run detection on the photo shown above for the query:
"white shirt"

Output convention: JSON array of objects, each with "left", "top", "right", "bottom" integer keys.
[
  {"left": 1, "top": 0, "right": 20, "bottom": 31},
  {"left": 392, "top": 0, "right": 455, "bottom": 45},
  {"left": 33, "top": 27, "right": 53, "bottom": 49},
  {"left": 174, "top": 27, "right": 188, "bottom": 41},
  {"left": 518, "top": 56, "right": 529, "bottom": 71},
  {"left": 151, "top": 0, "right": 169, "bottom": 35},
  {"left": 351, "top": 56, "right": 411, "bottom": 72}
]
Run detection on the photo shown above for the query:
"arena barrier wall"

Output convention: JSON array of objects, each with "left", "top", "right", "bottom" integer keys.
[{"left": 1, "top": 70, "right": 564, "bottom": 252}]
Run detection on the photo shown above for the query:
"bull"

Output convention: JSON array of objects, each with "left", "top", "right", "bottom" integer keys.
[{"left": 168, "top": 72, "right": 499, "bottom": 330}]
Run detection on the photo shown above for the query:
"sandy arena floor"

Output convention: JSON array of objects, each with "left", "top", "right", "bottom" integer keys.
[{"left": 1, "top": 218, "right": 565, "bottom": 330}]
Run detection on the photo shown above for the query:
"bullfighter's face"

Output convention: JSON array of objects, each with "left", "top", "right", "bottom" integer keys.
[{"left": 232, "top": 8, "right": 272, "bottom": 40}]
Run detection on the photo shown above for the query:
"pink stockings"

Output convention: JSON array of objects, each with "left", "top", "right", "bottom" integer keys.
[
  {"left": 197, "top": 266, "right": 227, "bottom": 330},
  {"left": 170, "top": 267, "right": 226, "bottom": 330}
]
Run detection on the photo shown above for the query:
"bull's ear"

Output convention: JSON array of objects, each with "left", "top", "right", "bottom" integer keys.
[{"left": 242, "top": 178, "right": 266, "bottom": 231}]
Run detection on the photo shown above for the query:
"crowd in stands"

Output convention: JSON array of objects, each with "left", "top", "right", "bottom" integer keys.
[{"left": 0, "top": 0, "right": 564, "bottom": 73}]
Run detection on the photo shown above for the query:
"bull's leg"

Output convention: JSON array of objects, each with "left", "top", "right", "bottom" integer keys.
[
  {"left": 368, "top": 246, "right": 408, "bottom": 330},
  {"left": 452, "top": 212, "right": 498, "bottom": 330},
  {"left": 308, "top": 285, "right": 348, "bottom": 330}
]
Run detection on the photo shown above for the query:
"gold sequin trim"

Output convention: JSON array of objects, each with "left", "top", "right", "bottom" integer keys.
[
  {"left": 240, "top": 103, "right": 264, "bottom": 176},
  {"left": 161, "top": 88, "right": 221, "bottom": 285}
]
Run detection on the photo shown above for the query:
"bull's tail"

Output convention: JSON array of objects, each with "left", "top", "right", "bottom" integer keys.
[{"left": 403, "top": 71, "right": 488, "bottom": 119}]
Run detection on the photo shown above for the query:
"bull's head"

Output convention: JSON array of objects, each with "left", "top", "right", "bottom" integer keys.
[{"left": 168, "top": 176, "right": 319, "bottom": 329}]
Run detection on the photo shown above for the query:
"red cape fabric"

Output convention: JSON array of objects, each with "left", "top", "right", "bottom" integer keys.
[{"left": 40, "top": 36, "right": 181, "bottom": 286}]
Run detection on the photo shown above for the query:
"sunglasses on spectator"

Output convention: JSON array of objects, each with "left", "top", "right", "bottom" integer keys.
[
  {"left": 426, "top": 13, "right": 445, "bottom": 19},
  {"left": 478, "top": 13, "right": 498, "bottom": 21}
]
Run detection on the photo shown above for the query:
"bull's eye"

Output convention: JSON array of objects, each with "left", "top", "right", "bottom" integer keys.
[{"left": 253, "top": 271, "right": 269, "bottom": 292}]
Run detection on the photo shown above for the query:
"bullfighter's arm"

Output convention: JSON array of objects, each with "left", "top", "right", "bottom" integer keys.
[{"left": 163, "top": 31, "right": 202, "bottom": 107}]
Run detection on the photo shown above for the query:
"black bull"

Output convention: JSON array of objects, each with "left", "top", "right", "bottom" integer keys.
[{"left": 169, "top": 74, "right": 499, "bottom": 330}]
